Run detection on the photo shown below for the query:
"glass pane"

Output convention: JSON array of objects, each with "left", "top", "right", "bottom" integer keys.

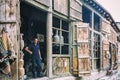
[
  {"left": 52, "top": 44, "right": 60, "bottom": 54},
  {"left": 89, "top": 30, "right": 92, "bottom": 39},
  {"left": 82, "top": 6, "right": 92, "bottom": 27},
  {"left": 61, "top": 45, "right": 69, "bottom": 54},
  {"left": 93, "top": 35, "right": 101, "bottom": 56},
  {"left": 62, "top": 31, "right": 69, "bottom": 43},
  {"left": 94, "top": 14, "right": 100, "bottom": 32},
  {"left": 53, "top": 17, "right": 60, "bottom": 28},
  {"left": 93, "top": 59, "right": 100, "bottom": 70},
  {"left": 62, "top": 20, "right": 69, "bottom": 30},
  {"left": 89, "top": 40, "right": 91, "bottom": 49}
]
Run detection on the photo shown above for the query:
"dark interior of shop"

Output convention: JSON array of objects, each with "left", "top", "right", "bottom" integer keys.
[{"left": 20, "top": 1, "right": 47, "bottom": 78}]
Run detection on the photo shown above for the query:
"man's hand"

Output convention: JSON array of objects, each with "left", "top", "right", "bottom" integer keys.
[
  {"left": 39, "top": 49, "right": 42, "bottom": 60},
  {"left": 30, "top": 52, "right": 32, "bottom": 55},
  {"left": 25, "top": 47, "right": 32, "bottom": 55}
]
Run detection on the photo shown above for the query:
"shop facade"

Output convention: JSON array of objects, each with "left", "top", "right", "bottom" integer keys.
[{"left": 0, "top": 0, "right": 120, "bottom": 80}]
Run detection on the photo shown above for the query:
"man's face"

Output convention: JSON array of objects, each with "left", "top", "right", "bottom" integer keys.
[{"left": 33, "top": 38, "right": 38, "bottom": 44}]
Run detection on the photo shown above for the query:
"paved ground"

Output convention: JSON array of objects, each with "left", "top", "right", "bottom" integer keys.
[{"left": 99, "top": 64, "right": 120, "bottom": 80}]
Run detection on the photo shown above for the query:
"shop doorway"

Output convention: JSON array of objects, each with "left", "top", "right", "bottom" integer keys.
[{"left": 20, "top": 1, "right": 47, "bottom": 78}]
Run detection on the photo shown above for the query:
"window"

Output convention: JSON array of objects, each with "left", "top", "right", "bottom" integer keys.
[
  {"left": 92, "top": 33, "right": 101, "bottom": 70},
  {"left": 82, "top": 6, "right": 102, "bottom": 71},
  {"left": 52, "top": 17, "right": 69, "bottom": 54}
]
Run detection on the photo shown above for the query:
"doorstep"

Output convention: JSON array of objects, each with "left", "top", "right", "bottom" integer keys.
[
  {"left": 29, "top": 76, "right": 76, "bottom": 80},
  {"left": 80, "top": 71, "right": 106, "bottom": 80},
  {"left": 52, "top": 76, "right": 76, "bottom": 80},
  {"left": 29, "top": 77, "right": 49, "bottom": 80}
]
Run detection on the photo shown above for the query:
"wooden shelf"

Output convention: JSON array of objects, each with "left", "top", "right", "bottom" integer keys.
[
  {"left": 77, "top": 40, "right": 89, "bottom": 43},
  {"left": 78, "top": 56, "right": 89, "bottom": 58},
  {"left": 79, "top": 71, "right": 90, "bottom": 74},
  {"left": 0, "top": 20, "right": 16, "bottom": 24}
]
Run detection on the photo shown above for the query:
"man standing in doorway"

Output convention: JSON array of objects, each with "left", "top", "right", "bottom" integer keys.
[{"left": 25, "top": 37, "right": 43, "bottom": 78}]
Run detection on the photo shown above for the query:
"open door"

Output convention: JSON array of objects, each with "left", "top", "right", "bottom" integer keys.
[
  {"left": 72, "top": 22, "right": 91, "bottom": 76},
  {"left": 20, "top": 1, "right": 47, "bottom": 79}
]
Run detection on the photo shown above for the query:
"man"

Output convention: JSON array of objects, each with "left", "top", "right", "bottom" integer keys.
[{"left": 25, "top": 37, "right": 43, "bottom": 78}]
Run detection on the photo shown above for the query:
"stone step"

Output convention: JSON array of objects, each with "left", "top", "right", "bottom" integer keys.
[{"left": 29, "top": 76, "right": 76, "bottom": 80}]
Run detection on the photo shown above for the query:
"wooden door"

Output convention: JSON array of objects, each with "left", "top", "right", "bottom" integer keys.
[
  {"left": 72, "top": 22, "right": 78, "bottom": 75},
  {"left": 76, "top": 23, "right": 91, "bottom": 76}
]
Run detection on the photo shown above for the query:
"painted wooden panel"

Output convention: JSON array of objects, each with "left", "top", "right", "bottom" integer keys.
[
  {"left": 102, "top": 20, "right": 117, "bottom": 44},
  {"left": 0, "top": 0, "right": 19, "bottom": 80},
  {"left": 73, "top": 58, "right": 78, "bottom": 71},
  {"left": 101, "top": 20, "right": 110, "bottom": 33},
  {"left": 118, "top": 43, "right": 120, "bottom": 63},
  {"left": 71, "top": 0, "right": 82, "bottom": 12},
  {"left": 53, "top": 0, "right": 68, "bottom": 15},
  {"left": 76, "top": 23, "right": 90, "bottom": 76},
  {"left": 72, "top": 46, "right": 78, "bottom": 75},
  {"left": 102, "top": 39, "right": 109, "bottom": 51},
  {"left": 102, "top": 39, "right": 110, "bottom": 69},
  {"left": 102, "top": 51, "right": 109, "bottom": 69},
  {"left": 78, "top": 58, "right": 90, "bottom": 73},
  {"left": 70, "top": 0, "right": 82, "bottom": 20},
  {"left": 77, "top": 27, "right": 89, "bottom": 42},
  {"left": 34, "top": 0, "right": 50, "bottom": 6},
  {"left": 109, "top": 30, "right": 117, "bottom": 44},
  {"left": 52, "top": 57, "right": 69, "bottom": 75},
  {"left": 72, "top": 22, "right": 78, "bottom": 75},
  {"left": 0, "top": 0, "right": 16, "bottom": 21},
  {"left": 0, "top": 23, "right": 18, "bottom": 80},
  {"left": 112, "top": 46, "right": 117, "bottom": 63},
  {"left": 78, "top": 43, "right": 89, "bottom": 57}
]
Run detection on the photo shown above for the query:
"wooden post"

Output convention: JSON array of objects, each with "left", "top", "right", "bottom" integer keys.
[
  {"left": 16, "top": 0, "right": 20, "bottom": 80},
  {"left": 46, "top": 0, "right": 52, "bottom": 78}
]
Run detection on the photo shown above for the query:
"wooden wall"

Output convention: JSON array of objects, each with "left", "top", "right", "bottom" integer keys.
[
  {"left": 53, "top": 0, "right": 68, "bottom": 16},
  {"left": 70, "top": 0, "right": 82, "bottom": 20},
  {"left": 53, "top": 0, "right": 82, "bottom": 20},
  {"left": 34, "top": 0, "right": 50, "bottom": 7},
  {"left": 0, "top": 0, "right": 19, "bottom": 80},
  {"left": 101, "top": 20, "right": 110, "bottom": 33}
]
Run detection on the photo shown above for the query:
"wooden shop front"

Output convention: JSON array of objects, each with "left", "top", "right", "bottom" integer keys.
[
  {"left": 0, "top": 0, "right": 119, "bottom": 80},
  {"left": 0, "top": 0, "right": 83, "bottom": 79}
]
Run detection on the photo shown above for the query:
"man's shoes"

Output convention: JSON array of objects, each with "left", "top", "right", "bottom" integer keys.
[
  {"left": 33, "top": 75, "right": 37, "bottom": 78},
  {"left": 37, "top": 72, "right": 44, "bottom": 77}
]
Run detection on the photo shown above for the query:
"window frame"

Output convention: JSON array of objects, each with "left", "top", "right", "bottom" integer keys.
[{"left": 52, "top": 17, "right": 70, "bottom": 55}]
